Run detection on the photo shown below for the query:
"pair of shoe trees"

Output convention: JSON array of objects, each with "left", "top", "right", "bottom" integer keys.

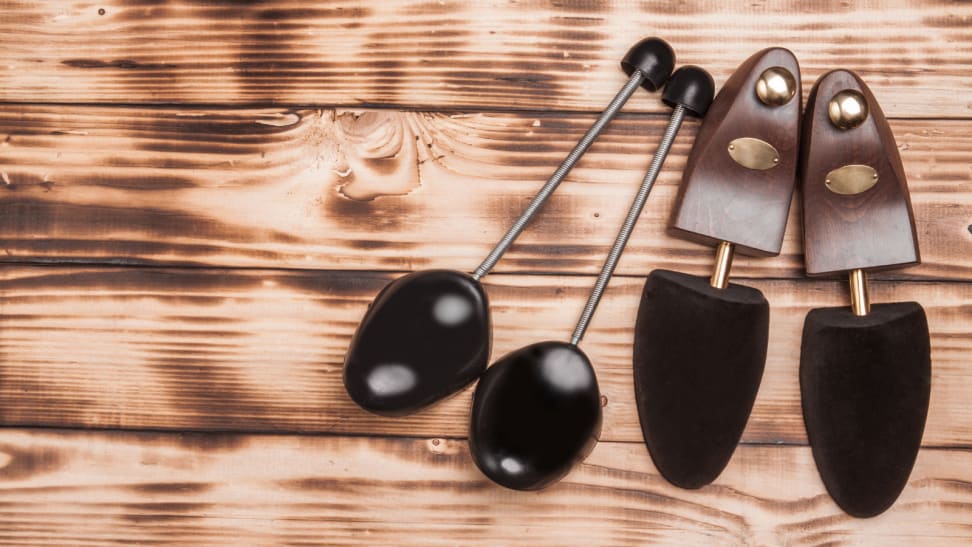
[
  {"left": 344, "top": 38, "right": 714, "bottom": 491},
  {"left": 633, "top": 48, "right": 929, "bottom": 518}
]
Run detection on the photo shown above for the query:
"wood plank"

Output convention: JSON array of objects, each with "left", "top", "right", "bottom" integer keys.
[
  {"left": 1, "top": 267, "right": 969, "bottom": 447},
  {"left": 1, "top": 1, "right": 971, "bottom": 117},
  {"left": 0, "top": 429, "right": 969, "bottom": 545},
  {"left": 1, "top": 107, "right": 969, "bottom": 280}
]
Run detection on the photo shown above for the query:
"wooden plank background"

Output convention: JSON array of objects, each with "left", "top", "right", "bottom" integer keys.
[{"left": 0, "top": 1, "right": 970, "bottom": 544}]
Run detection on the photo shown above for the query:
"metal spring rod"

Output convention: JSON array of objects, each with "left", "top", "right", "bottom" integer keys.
[
  {"left": 471, "top": 70, "right": 646, "bottom": 281},
  {"left": 570, "top": 105, "right": 687, "bottom": 346}
]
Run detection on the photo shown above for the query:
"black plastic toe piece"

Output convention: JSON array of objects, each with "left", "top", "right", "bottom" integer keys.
[
  {"left": 344, "top": 270, "right": 490, "bottom": 416},
  {"left": 470, "top": 341, "right": 602, "bottom": 491}
]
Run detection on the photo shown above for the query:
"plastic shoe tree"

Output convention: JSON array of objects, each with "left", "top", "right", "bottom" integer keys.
[
  {"left": 343, "top": 38, "right": 676, "bottom": 416},
  {"left": 632, "top": 48, "right": 802, "bottom": 488},
  {"left": 799, "top": 69, "right": 929, "bottom": 518},
  {"left": 470, "top": 67, "right": 714, "bottom": 490}
]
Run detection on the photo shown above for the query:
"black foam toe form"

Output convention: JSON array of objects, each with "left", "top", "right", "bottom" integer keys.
[
  {"left": 801, "top": 302, "right": 930, "bottom": 518},
  {"left": 633, "top": 269, "right": 769, "bottom": 489},
  {"left": 344, "top": 270, "right": 490, "bottom": 416}
]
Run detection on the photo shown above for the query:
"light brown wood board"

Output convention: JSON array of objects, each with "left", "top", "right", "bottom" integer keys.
[
  {"left": 0, "top": 267, "right": 970, "bottom": 449},
  {"left": 0, "top": 108, "right": 969, "bottom": 279},
  {"left": 0, "top": 1, "right": 970, "bottom": 117},
  {"left": 0, "top": 429, "right": 969, "bottom": 545}
]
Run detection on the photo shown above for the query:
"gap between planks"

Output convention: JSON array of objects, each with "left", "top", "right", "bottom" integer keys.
[
  {"left": 2, "top": 101, "right": 971, "bottom": 121},
  {"left": 5, "top": 259, "right": 972, "bottom": 285},
  {"left": 3, "top": 423, "right": 971, "bottom": 452}
]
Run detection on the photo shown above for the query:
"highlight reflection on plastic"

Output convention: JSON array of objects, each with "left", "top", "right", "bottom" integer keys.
[
  {"left": 433, "top": 293, "right": 474, "bottom": 326},
  {"left": 365, "top": 364, "right": 417, "bottom": 398}
]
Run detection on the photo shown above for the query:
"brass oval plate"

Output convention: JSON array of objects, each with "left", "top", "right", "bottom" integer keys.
[
  {"left": 825, "top": 164, "right": 879, "bottom": 195},
  {"left": 727, "top": 137, "right": 780, "bottom": 170}
]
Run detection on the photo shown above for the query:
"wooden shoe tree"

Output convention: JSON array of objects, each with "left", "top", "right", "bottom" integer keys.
[
  {"left": 799, "top": 69, "right": 930, "bottom": 518},
  {"left": 633, "top": 48, "right": 802, "bottom": 488}
]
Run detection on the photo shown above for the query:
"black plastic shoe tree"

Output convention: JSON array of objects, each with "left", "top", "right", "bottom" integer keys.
[
  {"left": 469, "top": 340, "right": 601, "bottom": 490},
  {"left": 799, "top": 70, "right": 929, "bottom": 517},
  {"left": 470, "top": 66, "right": 714, "bottom": 491},
  {"left": 343, "top": 39, "right": 676, "bottom": 416},
  {"left": 633, "top": 48, "right": 803, "bottom": 488},
  {"left": 344, "top": 270, "right": 490, "bottom": 416}
]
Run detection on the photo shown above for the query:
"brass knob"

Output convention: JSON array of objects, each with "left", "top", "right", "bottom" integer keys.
[
  {"left": 828, "top": 89, "right": 868, "bottom": 130},
  {"left": 755, "top": 67, "right": 796, "bottom": 106}
]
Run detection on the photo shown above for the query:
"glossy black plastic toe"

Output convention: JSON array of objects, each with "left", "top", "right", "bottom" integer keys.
[
  {"left": 633, "top": 269, "right": 768, "bottom": 488},
  {"left": 344, "top": 269, "right": 489, "bottom": 416},
  {"left": 801, "top": 302, "right": 931, "bottom": 518},
  {"left": 621, "top": 37, "right": 676, "bottom": 92},
  {"left": 663, "top": 66, "right": 715, "bottom": 117},
  {"left": 470, "top": 341, "right": 602, "bottom": 491}
]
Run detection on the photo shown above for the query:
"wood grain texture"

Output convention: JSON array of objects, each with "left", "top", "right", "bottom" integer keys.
[
  {"left": 1, "top": 1, "right": 971, "bottom": 117},
  {"left": 672, "top": 48, "right": 802, "bottom": 257},
  {"left": 1, "top": 1, "right": 970, "bottom": 539},
  {"left": 1, "top": 107, "right": 970, "bottom": 280},
  {"left": 0, "top": 429, "right": 969, "bottom": 545},
  {"left": 800, "top": 69, "right": 920, "bottom": 275},
  {"left": 1, "top": 266, "right": 969, "bottom": 447}
]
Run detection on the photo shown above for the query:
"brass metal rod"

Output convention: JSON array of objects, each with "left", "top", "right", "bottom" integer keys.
[
  {"left": 709, "top": 241, "right": 735, "bottom": 289},
  {"left": 849, "top": 268, "right": 870, "bottom": 316}
]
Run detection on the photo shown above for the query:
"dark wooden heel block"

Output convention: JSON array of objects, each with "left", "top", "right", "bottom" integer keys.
[
  {"left": 671, "top": 48, "right": 802, "bottom": 256},
  {"left": 800, "top": 70, "right": 920, "bottom": 275}
]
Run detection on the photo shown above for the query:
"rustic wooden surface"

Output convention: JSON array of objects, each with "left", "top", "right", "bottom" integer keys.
[
  {"left": 1, "top": 431, "right": 971, "bottom": 546},
  {"left": 0, "top": 1, "right": 970, "bottom": 544}
]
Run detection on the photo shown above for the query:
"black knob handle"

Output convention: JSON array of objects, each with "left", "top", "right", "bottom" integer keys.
[
  {"left": 621, "top": 37, "right": 676, "bottom": 92},
  {"left": 663, "top": 65, "right": 715, "bottom": 117}
]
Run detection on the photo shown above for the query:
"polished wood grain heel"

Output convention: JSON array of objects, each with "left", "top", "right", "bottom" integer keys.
[
  {"left": 671, "top": 47, "right": 802, "bottom": 257},
  {"left": 800, "top": 70, "right": 920, "bottom": 276}
]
